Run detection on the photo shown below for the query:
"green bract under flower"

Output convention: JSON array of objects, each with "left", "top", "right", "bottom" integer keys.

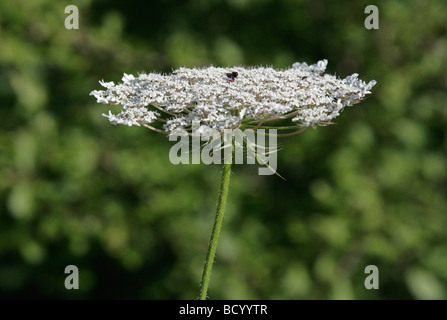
[{"left": 90, "top": 60, "right": 376, "bottom": 135}]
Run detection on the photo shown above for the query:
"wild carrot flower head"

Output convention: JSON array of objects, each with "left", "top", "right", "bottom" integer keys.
[{"left": 90, "top": 60, "right": 376, "bottom": 135}]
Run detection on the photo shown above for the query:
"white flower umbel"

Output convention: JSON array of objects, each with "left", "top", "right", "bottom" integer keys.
[
  {"left": 90, "top": 60, "right": 376, "bottom": 135},
  {"left": 90, "top": 61, "right": 376, "bottom": 300}
]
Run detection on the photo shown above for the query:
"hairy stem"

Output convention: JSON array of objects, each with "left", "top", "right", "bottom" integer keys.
[{"left": 198, "top": 162, "right": 232, "bottom": 300}]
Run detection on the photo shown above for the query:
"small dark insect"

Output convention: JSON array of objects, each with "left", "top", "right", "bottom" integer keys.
[{"left": 226, "top": 71, "right": 238, "bottom": 82}]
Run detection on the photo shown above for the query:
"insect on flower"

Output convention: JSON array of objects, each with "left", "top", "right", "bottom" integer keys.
[{"left": 226, "top": 71, "right": 238, "bottom": 82}]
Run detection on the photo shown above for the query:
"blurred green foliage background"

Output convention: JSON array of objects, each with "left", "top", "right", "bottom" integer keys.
[{"left": 0, "top": 0, "right": 446, "bottom": 299}]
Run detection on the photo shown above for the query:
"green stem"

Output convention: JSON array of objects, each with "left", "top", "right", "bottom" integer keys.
[{"left": 198, "top": 162, "right": 232, "bottom": 300}]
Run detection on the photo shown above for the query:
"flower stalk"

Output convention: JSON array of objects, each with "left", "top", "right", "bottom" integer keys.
[{"left": 198, "top": 162, "right": 232, "bottom": 300}]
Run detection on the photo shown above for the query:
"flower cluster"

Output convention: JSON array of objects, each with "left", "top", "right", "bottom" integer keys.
[{"left": 90, "top": 60, "right": 376, "bottom": 135}]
